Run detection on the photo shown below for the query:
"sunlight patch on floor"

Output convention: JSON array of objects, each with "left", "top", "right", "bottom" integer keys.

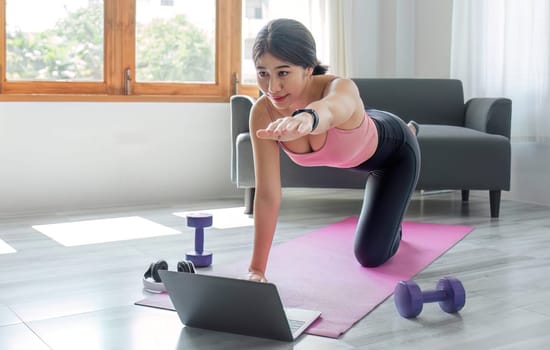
[
  {"left": 0, "top": 239, "right": 16, "bottom": 254},
  {"left": 32, "top": 216, "right": 180, "bottom": 247}
]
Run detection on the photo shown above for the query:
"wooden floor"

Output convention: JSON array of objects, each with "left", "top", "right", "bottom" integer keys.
[{"left": 1, "top": 189, "right": 549, "bottom": 350}]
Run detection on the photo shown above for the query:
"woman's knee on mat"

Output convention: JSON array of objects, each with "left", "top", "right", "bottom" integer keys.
[
  {"left": 354, "top": 248, "right": 393, "bottom": 267},
  {"left": 354, "top": 244, "right": 397, "bottom": 267},
  {"left": 354, "top": 228, "right": 401, "bottom": 267}
]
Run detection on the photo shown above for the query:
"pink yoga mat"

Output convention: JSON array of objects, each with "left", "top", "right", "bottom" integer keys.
[{"left": 136, "top": 217, "right": 473, "bottom": 338}]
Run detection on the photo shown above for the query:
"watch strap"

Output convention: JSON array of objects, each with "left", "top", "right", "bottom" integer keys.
[{"left": 291, "top": 109, "right": 319, "bottom": 132}]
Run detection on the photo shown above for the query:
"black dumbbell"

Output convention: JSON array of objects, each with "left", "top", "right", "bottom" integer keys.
[{"left": 394, "top": 276, "right": 466, "bottom": 318}]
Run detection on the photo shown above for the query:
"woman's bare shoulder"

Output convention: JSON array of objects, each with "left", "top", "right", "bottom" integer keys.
[
  {"left": 314, "top": 73, "right": 338, "bottom": 86},
  {"left": 323, "top": 75, "right": 357, "bottom": 88},
  {"left": 251, "top": 94, "right": 267, "bottom": 112},
  {"left": 315, "top": 75, "right": 358, "bottom": 96},
  {"left": 249, "top": 95, "right": 271, "bottom": 130}
]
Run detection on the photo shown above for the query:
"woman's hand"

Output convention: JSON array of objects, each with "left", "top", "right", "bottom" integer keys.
[
  {"left": 247, "top": 270, "right": 268, "bottom": 283},
  {"left": 256, "top": 114, "right": 313, "bottom": 141}
]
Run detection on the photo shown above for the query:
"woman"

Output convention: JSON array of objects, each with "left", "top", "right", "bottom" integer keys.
[{"left": 248, "top": 18, "right": 420, "bottom": 282}]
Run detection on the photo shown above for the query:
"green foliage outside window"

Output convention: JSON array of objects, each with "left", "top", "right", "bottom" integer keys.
[
  {"left": 6, "top": 4, "right": 214, "bottom": 82},
  {"left": 136, "top": 14, "right": 214, "bottom": 82},
  {"left": 7, "top": 5, "right": 103, "bottom": 81}
]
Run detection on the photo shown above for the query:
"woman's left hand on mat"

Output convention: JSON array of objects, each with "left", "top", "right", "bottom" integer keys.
[{"left": 247, "top": 271, "right": 268, "bottom": 283}]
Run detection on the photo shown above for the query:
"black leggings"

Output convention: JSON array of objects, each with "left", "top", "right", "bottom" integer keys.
[{"left": 352, "top": 109, "right": 420, "bottom": 267}]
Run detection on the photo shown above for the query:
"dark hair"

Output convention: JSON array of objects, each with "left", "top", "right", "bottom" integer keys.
[{"left": 253, "top": 18, "right": 328, "bottom": 75}]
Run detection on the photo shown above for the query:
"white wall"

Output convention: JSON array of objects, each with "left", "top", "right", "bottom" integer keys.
[{"left": 0, "top": 102, "right": 239, "bottom": 216}]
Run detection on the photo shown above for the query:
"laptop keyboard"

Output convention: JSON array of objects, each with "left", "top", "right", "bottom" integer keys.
[{"left": 288, "top": 319, "right": 306, "bottom": 332}]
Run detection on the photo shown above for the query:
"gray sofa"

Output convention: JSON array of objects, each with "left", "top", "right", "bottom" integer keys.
[{"left": 230, "top": 78, "right": 512, "bottom": 217}]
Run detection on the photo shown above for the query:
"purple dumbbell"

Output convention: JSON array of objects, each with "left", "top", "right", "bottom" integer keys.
[
  {"left": 394, "top": 276, "right": 466, "bottom": 318},
  {"left": 185, "top": 213, "right": 213, "bottom": 267}
]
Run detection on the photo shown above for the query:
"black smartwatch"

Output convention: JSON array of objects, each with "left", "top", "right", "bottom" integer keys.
[{"left": 291, "top": 109, "right": 319, "bottom": 132}]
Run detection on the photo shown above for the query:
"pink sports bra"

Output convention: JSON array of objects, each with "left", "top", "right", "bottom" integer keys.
[{"left": 280, "top": 112, "right": 378, "bottom": 168}]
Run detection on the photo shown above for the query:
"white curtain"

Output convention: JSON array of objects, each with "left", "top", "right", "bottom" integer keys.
[
  {"left": 321, "top": 0, "right": 416, "bottom": 78},
  {"left": 451, "top": 0, "right": 550, "bottom": 142},
  {"left": 318, "top": 0, "right": 354, "bottom": 77}
]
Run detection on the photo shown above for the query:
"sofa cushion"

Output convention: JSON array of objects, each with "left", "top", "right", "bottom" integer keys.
[{"left": 417, "top": 125, "right": 511, "bottom": 190}]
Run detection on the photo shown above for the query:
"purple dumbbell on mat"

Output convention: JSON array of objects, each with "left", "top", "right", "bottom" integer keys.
[
  {"left": 185, "top": 213, "right": 213, "bottom": 267},
  {"left": 394, "top": 276, "right": 466, "bottom": 318}
]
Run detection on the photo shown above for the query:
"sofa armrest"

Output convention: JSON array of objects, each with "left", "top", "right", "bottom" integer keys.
[
  {"left": 464, "top": 98, "right": 512, "bottom": 139},
  {"left": 230, "top": 95, "right": 255, "bottom": 183},
  {"left": 230, "top": 95, "right": 255, "bottom": 138}
]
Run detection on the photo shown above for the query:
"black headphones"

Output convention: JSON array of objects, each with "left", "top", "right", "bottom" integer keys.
[
  {"left": 176, "top": 260, "right": 196, "bottom": 273},
  {"left": 142, "top": 259, "right": 195, "bottom": 293}
]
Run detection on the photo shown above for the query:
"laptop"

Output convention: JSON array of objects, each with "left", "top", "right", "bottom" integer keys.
[{"left": 159, "top": 270, "right": 321, "bottom": 342}]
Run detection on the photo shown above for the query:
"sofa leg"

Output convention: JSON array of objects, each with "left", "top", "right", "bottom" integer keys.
[
  {"left": 490, "top": 190, "right": 501, "bottom": 218},
  {"left": 244, "top": 188, "right": 255, "bottom": 215},
  {"left": 461, "top": 190, "right": 470, "bottom": 202}
]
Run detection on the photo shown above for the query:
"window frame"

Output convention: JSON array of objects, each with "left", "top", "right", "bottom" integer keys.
[{"left": 0, "top": 0, "right": 258, "bottom": 102}]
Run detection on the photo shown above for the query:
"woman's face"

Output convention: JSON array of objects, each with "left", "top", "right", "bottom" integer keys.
[{"left": 255, "top": 52, "right": 313, "bottom": 111}]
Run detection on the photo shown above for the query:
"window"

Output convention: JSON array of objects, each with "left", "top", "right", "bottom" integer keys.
[
  {"left": 133, "top": 0, "right": 219, "bottom": 95},
  {"left": 0, "top": 0, "right": 239, "bottom": 101},
  {"left": 0, "top": 0, "right": 325, "bottom": 101}
]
